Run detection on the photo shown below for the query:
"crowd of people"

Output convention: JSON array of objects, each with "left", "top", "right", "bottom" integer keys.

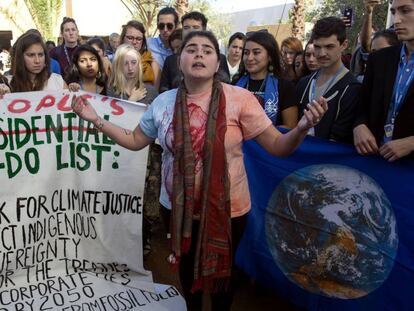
[{"left": 1, "top": 0, "right": 414, "bottom": 309}]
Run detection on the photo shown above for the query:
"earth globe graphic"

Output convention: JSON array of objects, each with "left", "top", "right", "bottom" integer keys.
[{"left": 265, "top": 164, "right": 398, "bottom": 299}]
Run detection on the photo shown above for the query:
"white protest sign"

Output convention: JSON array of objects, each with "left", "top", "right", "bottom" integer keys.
[{"left": 0, "top": 91, "right": 185, "bottom": 310}]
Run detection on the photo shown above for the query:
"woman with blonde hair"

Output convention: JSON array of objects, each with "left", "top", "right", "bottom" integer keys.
[
  {"left": 120, "top": 20, "right": 161, "bottom": 90},
  {"left": 107, "top": 43, "right": 159, "bottom": 258},
  {"left": 107, "top": 44, "right": 157, "bottom": 104}
]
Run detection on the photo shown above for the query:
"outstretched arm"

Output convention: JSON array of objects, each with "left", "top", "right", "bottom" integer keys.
[
  {"left": 360, "top": 0, "right": 380, "bottom": 52},
  {"left": 255, "top": 97, "right": 328, "bottom": 156},
  {"left": 72, "top": 95, "right": 153, "bottom": 151}
]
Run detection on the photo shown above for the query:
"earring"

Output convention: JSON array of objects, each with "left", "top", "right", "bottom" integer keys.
[
  {"left": 96, "top": 71, "right": 102, "bottom": 79},
  {"left": 268, "top": 64, "right": 274, "bottom": 75}
]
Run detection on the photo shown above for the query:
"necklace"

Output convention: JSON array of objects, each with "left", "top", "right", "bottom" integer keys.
[{"left": 247, "top": 76, "right": 266, "bottom": 94}]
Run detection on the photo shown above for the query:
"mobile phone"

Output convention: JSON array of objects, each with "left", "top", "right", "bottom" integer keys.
[{"left": 343, "top": 7, "right": 353, "bottom": 27}]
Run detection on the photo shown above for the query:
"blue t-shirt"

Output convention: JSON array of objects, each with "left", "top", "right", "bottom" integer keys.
[{"left": 50, "top": 58, "right": 61, "bottom": 75}]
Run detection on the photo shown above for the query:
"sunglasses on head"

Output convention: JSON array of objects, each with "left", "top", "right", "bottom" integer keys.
[{"left": 158, "top": 23, "right": 174, "bottom": 31}]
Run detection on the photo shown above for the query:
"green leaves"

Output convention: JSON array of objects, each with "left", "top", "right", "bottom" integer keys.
[
  {"left": 306, "top": 0, "right": 389, "bottom": 51},
  {"left": 119, "top": 0, "right": 174, "bottom": 37},
  {"left": 24, "top": 0, "right": 62, "bottom": 40}
]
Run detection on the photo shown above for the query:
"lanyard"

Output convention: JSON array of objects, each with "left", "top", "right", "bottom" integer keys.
[
  {"left": 391, "top": 61, "right": 414, "bottom": 123},
  {"left": 63, "top": 45, "right": 72, "bottom": 67},
  {"left": 311, "top": 65, "right": 344, "bottom": 100},
  {"left": 383, "top": 46, "right": 414, "bottom": 143}
]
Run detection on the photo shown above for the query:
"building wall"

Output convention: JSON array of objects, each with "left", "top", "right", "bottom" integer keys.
[
  {"left": 247, "top": 24, "right": 293, "bottom": 46},
  {"left": 228, "top": 3, "right": 294, "bottom": 35},
  {"left": 0, "top": 0, "right": 36, "bottom": 44},
  {"left": 70, "top": 0, "right": 133, "bottom": 37},
  {"left": 0, "top": 0, "right": 134, "bottom": 45}
]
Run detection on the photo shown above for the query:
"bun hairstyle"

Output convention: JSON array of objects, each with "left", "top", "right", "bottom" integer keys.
[{"left": 60, "top": 17, "right": 78, "bottom": 33}]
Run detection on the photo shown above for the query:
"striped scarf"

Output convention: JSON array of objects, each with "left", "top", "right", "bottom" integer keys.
[{"left": 171, "top": 80, "right": 232, "bottom": 292}]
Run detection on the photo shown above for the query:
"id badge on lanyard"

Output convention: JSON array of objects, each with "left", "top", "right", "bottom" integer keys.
[
  {"left": 384, "top": 123, "right": 394, "bottom": 140},
  {"left": 384, "top": 61, "right": 414, "bottom": 142}
]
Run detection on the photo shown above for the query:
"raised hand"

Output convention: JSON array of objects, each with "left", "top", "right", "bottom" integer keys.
[
  {"left": 71, "top": 95, "right": 99, "bottom": 123},
  {"left": 364, "top": 0, "right": 381, "bottom": 14},
  {"left": 297, "top": 97, "right": 328, "bottom": 132}
]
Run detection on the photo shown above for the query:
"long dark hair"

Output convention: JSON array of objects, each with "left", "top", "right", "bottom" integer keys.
[
  {"left": 372, "top": 29, "right": 399, "bottom": 48},
  {"left": 234, "top": 31, "right": 282, "bottom": 83},
  {"left": 87, "top": 36, "right": 106, "bottom": 55},
  {"left": 65, "top": 44, "right": 106, "bottom": 86},
  {"left": 10, "top": 33, "right": 51, "bottom": 92},
  {"left": 0, "top": 73, "right": 9, "bottom": 87}
]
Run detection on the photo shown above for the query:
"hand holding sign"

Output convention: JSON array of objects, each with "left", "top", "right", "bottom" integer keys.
[
  {"left": 68, "top": 82, "right": 81, "bottom": 92},
  {"left": 0, "top": 83, "right": 10, "bottom": 96}
]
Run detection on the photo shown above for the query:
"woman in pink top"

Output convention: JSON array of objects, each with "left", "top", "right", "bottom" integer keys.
[{"left": 72, "top": 30, "right": 327, "bottom": 311}]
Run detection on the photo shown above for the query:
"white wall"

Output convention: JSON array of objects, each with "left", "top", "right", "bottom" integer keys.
[
  {"left": 70, "top": 0, "right": 133, "bottom": 37},
  {"left": 0, "top": 0, "right": 36, "bottom": 43}
]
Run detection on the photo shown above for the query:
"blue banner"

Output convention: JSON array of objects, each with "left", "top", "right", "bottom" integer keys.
[{"left": 236, "top": 135, "right": 414, "bottom": 311}]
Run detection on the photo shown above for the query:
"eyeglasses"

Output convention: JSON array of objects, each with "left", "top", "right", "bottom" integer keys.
[
  {"left": 158, "top": 23, "right": 174, "bottom": 31},
  {"left": 125, "top": 35, "right": 143, "bottom": 42}
]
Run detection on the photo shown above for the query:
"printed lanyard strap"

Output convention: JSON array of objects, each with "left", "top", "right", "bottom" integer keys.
[
  {"left": 64, "top": 45, "right": 72, "bottom": 67},
  {"left": 392, "top": 62, "right": 414, "bottom": 122}
]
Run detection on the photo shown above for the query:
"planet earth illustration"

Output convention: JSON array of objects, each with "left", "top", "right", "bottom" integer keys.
[{"left": 265, "top": 164, "right": 398, "bottom": 299}]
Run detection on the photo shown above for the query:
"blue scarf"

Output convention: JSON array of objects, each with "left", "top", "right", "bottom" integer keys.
[{"left": 236, "top": 74, "right": 279, "bottom": 124}]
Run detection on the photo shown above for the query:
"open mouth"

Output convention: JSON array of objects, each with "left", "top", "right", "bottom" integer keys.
[{"left": 192, "top": 62, "right": 205, "bottom": 68}]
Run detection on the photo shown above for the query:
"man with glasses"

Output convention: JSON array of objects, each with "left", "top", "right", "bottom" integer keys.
[{"left": 147, "top": 7, "right": 179, "bottom": 69}]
